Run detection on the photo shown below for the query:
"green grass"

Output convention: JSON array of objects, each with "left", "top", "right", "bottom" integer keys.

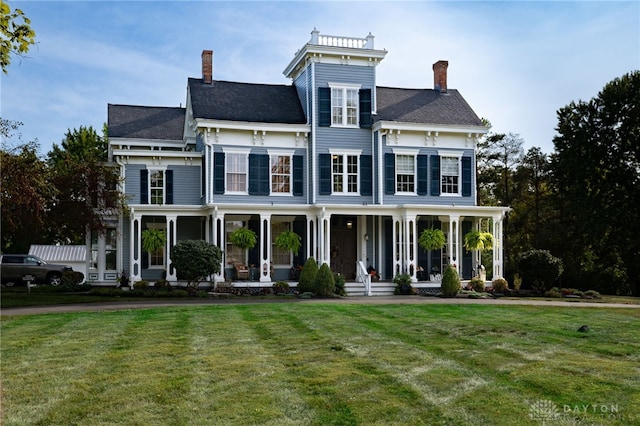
[{"left": 2, "top": 304, "right": 639, "bottom": 425}]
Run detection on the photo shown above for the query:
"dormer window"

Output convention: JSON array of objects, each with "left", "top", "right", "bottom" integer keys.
[
  {"left": 318, "top": 84, "right": 371, "bottom": 128},
  {"left": 331, "top": 86, "right": 359, "bottom": 126}
]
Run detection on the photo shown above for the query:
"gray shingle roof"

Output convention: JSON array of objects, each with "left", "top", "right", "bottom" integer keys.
[
  {"left": 375, "top": 87, "right": 483, "bottom": 126},
  {"left": 188, "top": 78, "right": 307, "bottom": 124},
  {"left": 108, "top": 104, "right": 185, "bottom": 140}
]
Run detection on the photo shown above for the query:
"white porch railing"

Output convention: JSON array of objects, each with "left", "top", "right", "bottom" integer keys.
[
  {"left": 356, "top": 261, "right": 372, "bottom": 296},
  {"left": 310, "top": 29, "right": 375, "bottom": 49}
]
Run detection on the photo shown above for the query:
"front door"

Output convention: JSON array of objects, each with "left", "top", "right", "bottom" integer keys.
[{"left": 330, "top": 216, "right": 357, "bottom": 279}]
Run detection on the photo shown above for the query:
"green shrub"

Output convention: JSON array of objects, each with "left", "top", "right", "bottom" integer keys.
[
  {"left": 441, "top": 265, "right": 461, "bottom": 297},
  {"left": 61, "top": 271, "right": 85, "bottom": 286},
  {"left": 469, "top": 277, "right": 485, "bottom": 292},
  {"left": 334, "top": 273, "right": 346, "bottom": 296},
  {"left": 298, "top": 257, "right": 318, "bottom": 294},
  {"left": 584, "top": 289, "right": 602, "bottom": 299},
  {"left": 273, "top": 281, "right": 290, "bottom": 294},
  {"left": 314, "top": 262, "right": 335, "bottom": 296},
  {"left": 154, "top": 279, "right": 171, "bottom": 290},
  {"left": 492, "top": 277, "right": 509, "bottom": 293},
  {"left": 393, "top": 273, "right": 413, "bottom": 295},
  {"left": 544, "top": 287, "right": 563, "bottom": 298},
  {"left": 517, "top": 249, "right": 563, "bottom": 292},
  {"left": 133, "top": 280, "right": 149, "bottom": 290}
]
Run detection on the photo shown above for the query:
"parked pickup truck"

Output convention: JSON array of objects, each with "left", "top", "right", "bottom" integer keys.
[{"left": 0, "top": 254, "right": 73, "bottom": 286}]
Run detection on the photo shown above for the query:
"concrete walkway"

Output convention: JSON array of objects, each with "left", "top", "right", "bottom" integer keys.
[{"left": 2, "top": 295, "right": 639, "bottom": 316}]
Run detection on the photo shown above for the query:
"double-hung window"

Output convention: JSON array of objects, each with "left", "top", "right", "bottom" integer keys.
[
  {"left": 330, "top": 84, "right": 360, "bottom": 127},
  {"left": 331, "top": 152, "right": 359, "bottom": 194},
  {"left": 146, "top": 222, "right": 165, "bottom": 268},
  {"left": 271, "top": 222, "right": 292, "bottom": 266},
  {"left": 441, "top": 156, "right": 460, "bottom": 195},
  {"left": 271, "top": 154, "right": 292, "bottom": 194},
  {"left": 396, "top": 154, "right": 416, "bottom": 193},
  {"left": 226, "top": 153, "right": 247, "bottom": 193},
  {"left": 150, "top": 170, "right": 165, "bottom": 204}
]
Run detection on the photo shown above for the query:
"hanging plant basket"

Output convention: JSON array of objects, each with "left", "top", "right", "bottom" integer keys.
[
  {"left": 419, "top": 228, "right": 445, "bottom": 251},
  {"left": 274, "top": 230, "right": 302, "bottom": 255},
  {"left": 464, "top": 230, "right": 494, "bottom": 251},
  {"left": 142, "top": 228, "right": 167, "bottom": 253},
  {"left": 229, "top": 227, "right": 257, "bottom": 250}
]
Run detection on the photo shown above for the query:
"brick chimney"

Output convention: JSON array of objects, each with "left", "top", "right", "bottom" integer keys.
[
  {"left": 433, "top": 60, "right": 448, "bottom": 93},
  {"left": 202, "top": 50, "right": 213, "bottom": 84}
]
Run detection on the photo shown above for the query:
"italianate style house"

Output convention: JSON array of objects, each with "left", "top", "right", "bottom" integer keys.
[{"left": 101, "top": 30, "right": 509, "bottom": 294}]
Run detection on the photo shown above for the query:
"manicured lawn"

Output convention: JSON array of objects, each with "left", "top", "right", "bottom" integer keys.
[{"left": 2, "top": 303, "right": 639, "bottom": 425}]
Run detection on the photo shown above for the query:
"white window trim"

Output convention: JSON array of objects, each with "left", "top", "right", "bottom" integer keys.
[
  {"left": 394, "top": 153, "right": 417, "bottom": 195},
  {"left": 328, "top": 82, "right": 361, "bottom": 128},
  {"left": 268, "top": 150, "right": 294, "bottom": 196},
  {"left": 148, "top": 167, "right": 167, "bottom": 205},
  {"left": 439, "top": 154, "right": 462, "bottom": 197},
  {"left": 146, "top": 222, "right": 166, "bottom": 269},
  {"left": 329, "top": 149, "right": 362, "bottom": 196},
  {"left": 271, "top": 222, "right": 293, "bottom": 267},
  {"left": 223, "top": 149, "right": 249, "bottom": 195}
]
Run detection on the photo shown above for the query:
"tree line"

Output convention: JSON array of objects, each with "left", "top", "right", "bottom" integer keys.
[
  {"left": 478, "top": 71, "right": 639, "bottom": 296},
  {"left": 1, "top": 71, "right": 638, "bottom": 296}
]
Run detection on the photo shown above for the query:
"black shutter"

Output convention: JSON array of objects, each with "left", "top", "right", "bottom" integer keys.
[
  {"left": 214, "top": 152, "right": 225, "bottom": 194},
  {"left": 258, "top": 155, "right": 270, "bottom": 195},
  {"left": 318, "top": 154, "right": 331, "bottom": 195},
  {"left": 360, "top": 155, "right": 372, "bottom": 196},
  {"left": 417, "top": 154, "right": 429, "bottom": 195},
  {"left": 430, "top": 155, "right": 441, "bottom": 196},
  {"left": 165, "top": 169, "right": 174, "bottom": 204},
  {"left": 462, "top": 156, "right": 472, "bottom": 197},
  {"left": 318, "top": 87, "right": 331, "bottom": 127},
  {"left": 248, "top": 154, "right": 259, "bottom": 195},
  {"left": 140, "top": 169, "right": 148, "bottom": 204},
  {"left": 384, "top": 153, "right": 395, "bottom": 194},
  {"left": 293, "top": 155, "right": 303, "bottom": 196},
  {"left": 359, "top": 88, "right": 372, "bottom": 128},
  {"left": 249, "top": 154, "right": 270, "bottom": 195}
]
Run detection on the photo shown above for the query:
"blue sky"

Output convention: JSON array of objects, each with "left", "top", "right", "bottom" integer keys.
[{"left": 2, "top": 1, "right": 638, "bottom": 155}]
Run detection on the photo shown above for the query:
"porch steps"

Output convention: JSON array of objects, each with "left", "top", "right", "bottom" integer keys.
[{"left": 345, "top": 281, "right": 396, "bottom": 297}]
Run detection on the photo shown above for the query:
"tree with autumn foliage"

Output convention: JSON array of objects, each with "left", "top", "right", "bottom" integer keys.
[{"left": 1, "top": 120, "right": 54, "bottom": 252}]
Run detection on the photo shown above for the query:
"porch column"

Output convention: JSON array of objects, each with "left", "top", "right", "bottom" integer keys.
[
  {"left": 306, "top": 215, "right": 315, "bottom": 261},
  {"left": 131, "top": 213, "right": 142, "bottom": 282},
  {"left": 166, "top": 215, "right": 177, "bottom": 281},
  {"left": 318, "top": 209, "right": 331, "bottom": 266},
  {"left": 259, "top": 214, "right": 272, "bottom": 282},
  {"left": 448, "top": 215, "right": 460, "bottom": 270},
  {"left": 404, "top": 214, "right": 418, "bottom": 282},
  {"left": 211, "top": 209, "right": 224, "bottom": 283},
  {"left": 493, "top": 215, "right": 503, "bottom": 278},
  {"left": 392, "top": 216, "right": 402, "bottom": 277}
]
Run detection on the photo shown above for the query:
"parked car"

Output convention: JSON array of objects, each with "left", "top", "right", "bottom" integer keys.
[{"left": 0, "top": 254, "right": 73, "bottom": 286}]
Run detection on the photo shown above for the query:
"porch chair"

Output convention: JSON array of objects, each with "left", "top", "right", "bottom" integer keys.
[{"left": 234, "top": 262, "right": 249, "bottom": 280}]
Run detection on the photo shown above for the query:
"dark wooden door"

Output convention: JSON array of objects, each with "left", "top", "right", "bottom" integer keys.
[{"left": 330, "top": 218, "right": 357, "bottom": 279}]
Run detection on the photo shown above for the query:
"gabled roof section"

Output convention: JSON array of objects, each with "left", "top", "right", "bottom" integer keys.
[
  {"left": 108, "top": 104, "right": 185, "bottom": 140},
  {"left": 375, "top": 87, "right": 484, "bottom": 127},
  {"left": 188, "top": 78, "right": 307, "bottom": 124}
]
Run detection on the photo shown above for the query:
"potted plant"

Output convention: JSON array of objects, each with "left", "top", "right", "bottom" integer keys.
[
  {"left": 229, "top": 227, "right": 257, "bottom": 250},
  {"left": 393, "top": 273, "right": 413, "bottom": 295},
  {"left": 118, "top": 270, "right": 130, "bottom": 290},
  {"left": 464, "top": 229, "right": 494, "bottom": 280},
  {"left": 419, "top": 228, "right": 445, "bottom": 251}
]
